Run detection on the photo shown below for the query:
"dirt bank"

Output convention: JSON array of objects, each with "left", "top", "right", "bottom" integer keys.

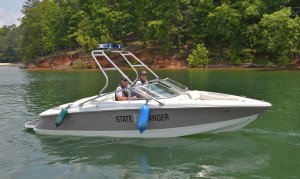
[
  {"left": 22, "top": 49, "right": 300, "bottom": 70},
  {"left": 24, "top": 50, "right": 188, "bottom": 69}
]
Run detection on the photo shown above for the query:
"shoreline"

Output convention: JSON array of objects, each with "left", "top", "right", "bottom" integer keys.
[
  {"left": 22, "top": 65, "right": 300, "bottom": 71},
  {"left": 0, "top": 63, "right": 17, "bottom": 66},
  {"left": 22, "top": 61, "right": 300, "bottom": 70},
  {"left": 15, "top": 48, "right": 300, "bottom": 70}
]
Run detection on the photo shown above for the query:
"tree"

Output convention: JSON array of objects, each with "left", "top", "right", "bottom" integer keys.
[
  {"left": 251, "top": 8, "right": 300, "bottom": 64},
  {"left": 187, "top": 43, "right": 210, "bottom": 67},
  {"left": 74, "top": 14, "right": 98, "bottom": 50},
  {"left": 20, "top": 0, "right": 64, "bottom": 61},
  {"left": 206, "top": 4, "right": 241, "bottom": 41},
  {"left": 188, "top": 0, "right": 214, "bottom": 45},
  {"left": 0, "top": 25, "right": 20, "bottom": 62}
]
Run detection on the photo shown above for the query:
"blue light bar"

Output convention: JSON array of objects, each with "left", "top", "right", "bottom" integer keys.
[{"left": 97, "top": 43, "right": 123, "bottom": 49}]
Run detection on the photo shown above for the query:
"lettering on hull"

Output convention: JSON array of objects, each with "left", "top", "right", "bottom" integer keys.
[
  {"left": 116, "top": 116, "right": 133, "bottom": 123},
  {"left": 116, "top": 114, "right": 169, "bottom": 123},
  {"left": 149, "top": 114, "right": 169, "bottom": 122}
]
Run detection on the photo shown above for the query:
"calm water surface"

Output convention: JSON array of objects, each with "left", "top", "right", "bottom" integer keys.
[{"left": 0, "top": 66, "right": 299, "bottom": 178}]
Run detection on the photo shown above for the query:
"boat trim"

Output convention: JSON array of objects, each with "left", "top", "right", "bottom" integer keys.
[
  {"left": 33, "top": 114, "right": 258, "bottom": 138},
  {"left": 25, "top": 119, "right": 42, "bottom": 129}
]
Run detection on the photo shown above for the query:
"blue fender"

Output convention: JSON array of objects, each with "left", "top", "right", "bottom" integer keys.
[{"left": 138, "top": 104, "right": 150, "bottom": 133}]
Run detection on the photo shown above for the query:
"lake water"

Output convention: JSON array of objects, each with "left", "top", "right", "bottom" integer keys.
[{"left": 0, "top": 66, "right": 299, "bottom": 178}]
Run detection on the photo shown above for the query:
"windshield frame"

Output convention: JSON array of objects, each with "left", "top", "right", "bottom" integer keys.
[{"left": 132, "top": 78, "right": 187, "bottom": 99}]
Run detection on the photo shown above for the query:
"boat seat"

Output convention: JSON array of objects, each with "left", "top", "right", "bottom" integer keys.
[
  {"left": 187, "top": 91, "right": 240, "bottom": 101},
  {"left": 198, "top": 91, "right": 240, "bottom": 101},
  {"left": 186, "top": 91, "right": 201, "bottom": 100}
]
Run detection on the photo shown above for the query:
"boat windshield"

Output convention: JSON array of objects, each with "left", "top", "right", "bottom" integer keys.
[{"left": 133, "top": 79, "right": 185, "bottom": 99}]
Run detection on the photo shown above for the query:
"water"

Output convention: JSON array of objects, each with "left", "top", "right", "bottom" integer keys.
[{"left": 0, "top": 66, "right": 299, "bottom": 178}]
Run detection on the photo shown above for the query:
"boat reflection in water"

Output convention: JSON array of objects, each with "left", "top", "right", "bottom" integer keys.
[
  {"left": 25, "top": 44, "right": 271, "bottom": 138},
  {"left": 35, "top": 133, "right": 269, "bottom": 178}
]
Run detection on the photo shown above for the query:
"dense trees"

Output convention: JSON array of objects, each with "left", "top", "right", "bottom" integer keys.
[
  {"left": 0, "top": 25, "right": 20, "bottom": 63},
  {"left": 0, "top": 0, "right": 299, "bottom": 66},
  {"left": 251, "top": 8, "right": 300, "bottom": 64}
]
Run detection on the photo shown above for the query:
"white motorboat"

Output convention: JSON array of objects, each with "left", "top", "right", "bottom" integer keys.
[{"left": 25, "top": 44, "right": 271, "bottom": 138}]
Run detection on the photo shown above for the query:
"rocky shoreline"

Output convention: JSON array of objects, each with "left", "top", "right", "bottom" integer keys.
[{"left": 11, "top": 50, "right": 300, "bottom": 70}]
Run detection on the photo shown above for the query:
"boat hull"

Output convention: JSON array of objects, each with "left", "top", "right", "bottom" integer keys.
[{"left": 31, "top": 106, "right": 268, "bottom": 138}]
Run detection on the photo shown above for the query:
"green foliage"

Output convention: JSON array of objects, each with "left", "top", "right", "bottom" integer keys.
[
  {"left": 75, "top": 15, "right": 97, "bottom": 50},
  {"left": 250, "top": 8, "right": 300, "bottom": 64},
  {"left": 0, "top": 25, "right": 20, "bottom": 62},
  {"left": 207, "top": 4, "right": 241, "bottom": 41},
  {"left": 187, "top": 44, "right": 210, "bottom": 68},
  {"left": 187, "top": 0, "right": 214, "bottom": 46},
  {"left": 226, "top": 48, "right": 255, "bottom": 64},
  {"left": 0, "top": 0, "right": 299, "bottom": 66},
  {"left": 20, "top": 0, "right": 64, "bottom": 61}
]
